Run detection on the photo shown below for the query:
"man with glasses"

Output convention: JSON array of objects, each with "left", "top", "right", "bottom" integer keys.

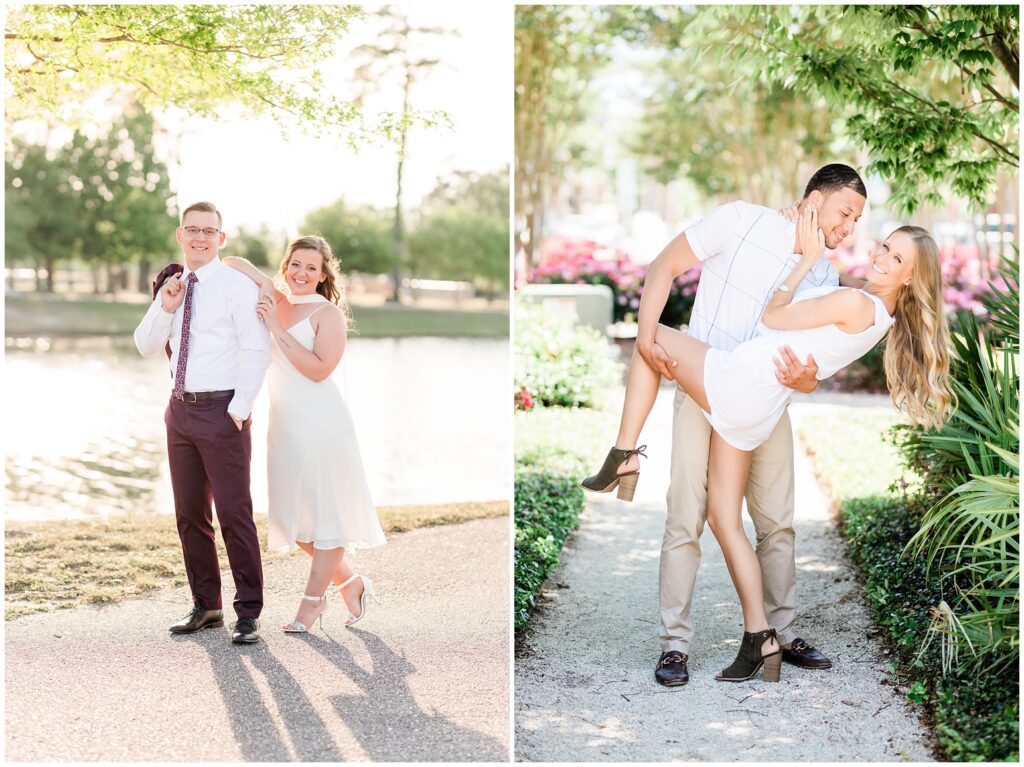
[{"left": 134, "top": 201, "right": 271, "bottom": 644}]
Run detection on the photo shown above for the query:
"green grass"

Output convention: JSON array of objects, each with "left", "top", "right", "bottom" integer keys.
[
  {"left": 4, "top": 293, "right": 508, "bottom": 338},
  {"left": 798, "top": 411, "right": 1019, "bottom": 763},
  {"left": 796, "top": 410, "right": 920, "bottom": 499},
  {"left": 5, "top": 500, "right": 507, "bottom": 620}
]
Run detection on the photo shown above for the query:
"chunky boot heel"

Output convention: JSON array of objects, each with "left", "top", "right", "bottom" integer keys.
[
  {"left": 581, "top": 445, "right": 647, "bottom": 502},
  {"left": 762, "top": 650, "right": 782, "bottom": 682},
  {"left": 716, "top": 628, "right": 781, "bottom": 683},
  {"left": 616, "top": 472, "right": 639, "bottom": 501}
]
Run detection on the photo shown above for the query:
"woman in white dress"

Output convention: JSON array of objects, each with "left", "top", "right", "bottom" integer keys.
[
  {"left": 224, "top": 236, "right": 386, "bottom": 633},
  {"left": 582, "top": 209, "right": 953, "bottom": 682}
]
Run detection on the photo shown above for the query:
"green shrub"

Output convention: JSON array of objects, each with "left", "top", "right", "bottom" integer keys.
[
  {"left": 841, "top": 494, "right": 1019, "bottom": 762},
  {"left": 514, "top": 302, "right": 622, "bottom": 408},
  {"left": 801, "top": 412, "right": 1020, "bottom": 762},
  {"left": 514, "top": 469, "right": 585, "bottom": 631},
  {"left": 894, "top": 255, "right": 1020, "bottom": 676}
]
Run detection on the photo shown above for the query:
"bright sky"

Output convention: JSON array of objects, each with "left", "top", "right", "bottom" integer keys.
[
  {"left": 10, "top": 3, "right": 511, "bottom": 236},
  {"left": 164, "top": 3, "right": 511, "bottom": 234}
]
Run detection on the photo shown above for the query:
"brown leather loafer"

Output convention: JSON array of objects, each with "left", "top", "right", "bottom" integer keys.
[
  {"left": 169, "top": 605, "right": 224, "bottom": 634},
  {"left": 654, "top": 650, "right": 689, "bottom": 686},
  {"left": 782, "top": 637, "right": 832, "bottom": 669}
]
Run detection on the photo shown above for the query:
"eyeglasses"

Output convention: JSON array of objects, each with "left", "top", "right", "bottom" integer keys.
[{"left": 182, "top": 226, "right": 221, "bottom": 239}]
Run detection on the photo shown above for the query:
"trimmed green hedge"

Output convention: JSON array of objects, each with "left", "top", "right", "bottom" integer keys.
[
  {"left": 800, "top": 413, "right": 1020, "bottom": 762},
  {"left": 842, "top": 495, "right": 1019, "bottom": 762},
  {"left": 514, "top": 470, "right": 585, "bottom": 631},
  {"left": 514, "top": 405, "right": 618, "bottom": 632}
]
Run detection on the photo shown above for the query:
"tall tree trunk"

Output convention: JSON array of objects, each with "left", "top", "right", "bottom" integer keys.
[
  {"left": 389, "top": 69, "right": 411, "bottom": 304},
  {"left": 43, "top": 255, "right": 55, "bottom": 292},
  {"left": 137, "top": 259, "right": 152, "bottom": 293}
]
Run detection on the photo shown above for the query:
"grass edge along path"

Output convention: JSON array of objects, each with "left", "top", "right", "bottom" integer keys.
[
  {"left": 796, "top": 411, "right": 1019, "bottom": 763},
  {"left": 514, "top": 405, "right": 618, "bottom": 634},
  {"left": 5, "top": 294, "right": 509, "bottom": 339},
  {"left": 5, "top": 500, "right": 507, "bottom": 620}
]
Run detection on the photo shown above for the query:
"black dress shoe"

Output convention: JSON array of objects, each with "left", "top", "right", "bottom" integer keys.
[
  {"left": 169, "top": 605, "right": 224, "bottom": 634},
  {"left": 782, "top": 637, "right": 832, "bottom": 669},
  {"left": 231, "top": 617, "right": 260, "bottom": 644},
  {"left": 654, "top": 650, "right": 689, "bottom": 687}
]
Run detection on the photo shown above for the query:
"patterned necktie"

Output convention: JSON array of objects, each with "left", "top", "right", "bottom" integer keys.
[{"left": 173, "top": 272, "right": 199, "bottom": 400}]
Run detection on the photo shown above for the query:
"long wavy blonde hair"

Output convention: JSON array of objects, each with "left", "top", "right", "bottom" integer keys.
[
  {"left": 883, "top": 226, "right": 953, "bottom": 430},
  {"left": 276, "top": 234, "right": 352, "bottom": 326}
]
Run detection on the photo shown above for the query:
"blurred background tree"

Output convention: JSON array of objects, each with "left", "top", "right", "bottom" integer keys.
[
  {"left": 301, "top": 198, "right": 396, "bottom": 277},
  {"left": 349, "top": 8, "right": 456, "bottom": 302},
  {"left": 698, "top": 4, "right": 1019, "bottom": 215},
  {"left": 408, "top": 167, "right": 510, "bottom": 300}
]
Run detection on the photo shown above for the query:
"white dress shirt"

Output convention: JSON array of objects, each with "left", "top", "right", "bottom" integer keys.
[
  {"left": 683, "top": 200, "right": 839, "bottom": 351},
  {"left": 134, "top": 257, "right": 271, "bottom": 419}
]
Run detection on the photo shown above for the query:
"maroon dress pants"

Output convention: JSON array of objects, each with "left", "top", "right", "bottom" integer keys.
[{"left": 165, "top": 395, "right": 263, "bottom": 618}]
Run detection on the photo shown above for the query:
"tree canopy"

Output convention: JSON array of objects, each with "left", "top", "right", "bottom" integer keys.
[
  {"left": 4, "top": 4, "right": 437, "bottom": 144},
  {"left": 696, "top": 4, "right": 1019, "bottom": 214}
]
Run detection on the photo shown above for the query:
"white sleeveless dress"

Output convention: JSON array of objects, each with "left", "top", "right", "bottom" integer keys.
[
  {"left": 703, "top": 287, "right": 894, "bottom": 451},
  {"left": 265, "top": 293, "right": 386, "bottom": 552}
]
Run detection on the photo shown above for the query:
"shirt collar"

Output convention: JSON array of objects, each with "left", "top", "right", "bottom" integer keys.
[{"left": 182, "top": 257, "right": 223, "bottom": 284}]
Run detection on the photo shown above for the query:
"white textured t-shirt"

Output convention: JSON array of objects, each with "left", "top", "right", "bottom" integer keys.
[{"left": 683, "top": 201, "right": 839, "bottom": 351}]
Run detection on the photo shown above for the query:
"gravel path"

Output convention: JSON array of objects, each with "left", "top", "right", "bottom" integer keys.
[
  {"left": 514, "top": 388, "right": 934, "bottom": 762},
  {"left": 6, "top": 517, "right": 509, "bottom": 762}
]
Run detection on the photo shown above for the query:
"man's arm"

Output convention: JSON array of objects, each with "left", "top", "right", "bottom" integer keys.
[
  {"left": 134, "top": 277, "right": 185, "bottom": 356},
  {"left": 226, "top": 280, "right": 272, "bottom": 423},
  {"left": 636, "top": 231, "right": 700, "bottom": 377}
]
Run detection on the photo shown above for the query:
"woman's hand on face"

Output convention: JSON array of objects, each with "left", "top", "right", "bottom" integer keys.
[
  {"left": 798, "top": 207, "right": 826, "bottom": 264},
  {"left": 779, "top": 203, "right": 800, "bottom": 222}
]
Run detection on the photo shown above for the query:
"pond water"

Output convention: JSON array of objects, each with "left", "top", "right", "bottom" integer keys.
[{"left": 4, "top": 335, "right": 510, "bottom": 521}]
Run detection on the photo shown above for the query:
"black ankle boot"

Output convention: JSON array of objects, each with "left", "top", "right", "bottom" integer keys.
[
  {"left": 581, "top": 445, "right": 647, "bottom": 501},
  {"left": 715, "top": 628, "right": 782, "bottom": 683}
]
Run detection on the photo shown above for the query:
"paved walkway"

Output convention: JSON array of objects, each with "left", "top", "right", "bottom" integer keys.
[
  {"left": 515, "top": 388, "right": 934, "bottom": 762},
  {"left": 6, "top": 517, "right": 509, "bottom": 762}
]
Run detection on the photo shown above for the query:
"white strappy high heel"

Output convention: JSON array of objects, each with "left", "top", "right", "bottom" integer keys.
[
  {"left": 338, "top": 574, "right": 378, "bottom": 627},
  {"left": 282, "top": 593, "right": 327, "bottom": 633}
]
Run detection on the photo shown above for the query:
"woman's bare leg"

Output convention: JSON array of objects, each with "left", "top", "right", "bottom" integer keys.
[
  {"left": 614, "top": 324, "right": 712, "bottom": 473},
  {"left": 704, "top": 433, "right": 779, "bottom": 665},
  {"left": 289, "top": 545, "right": 344, "bottom": 627},
  {"left": 295, "top": 540, "right": 362, "bottom": 612}
]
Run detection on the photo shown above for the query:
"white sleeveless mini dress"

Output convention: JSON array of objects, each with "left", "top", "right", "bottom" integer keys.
[
  {"left": 703, "top": 287, "right": 894, "bottom": 451},
  {"left": 265, "top": 294, "right": 386, "bottom": 552}
]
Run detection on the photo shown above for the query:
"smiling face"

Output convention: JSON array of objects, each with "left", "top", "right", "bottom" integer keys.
[
  {"left": 283, "top": 248, "right": 326, "bottom": 295},
  {"left": 808, "top": 187, "right": 866, "bottom": 249},
  {"left": 864, "top": 229, "right": 917, "bottom": 290},
  {"left": 175, "top": 210, "right": 225, "bottom": 270}
]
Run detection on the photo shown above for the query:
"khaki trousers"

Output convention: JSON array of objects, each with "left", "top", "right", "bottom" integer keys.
[{"left": 659, "top": 388, "right": 797, "bottom": 654}]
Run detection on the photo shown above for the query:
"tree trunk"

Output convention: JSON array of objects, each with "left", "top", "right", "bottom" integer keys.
[
  {"left": 43, "top": 256, "right": 55, "bottom": 292},
  {"left": 389, "top": 69, "right": 412, "bottom": 305},
  {"left": 138, "top": 259, "right": 151, "bottom": 293}
]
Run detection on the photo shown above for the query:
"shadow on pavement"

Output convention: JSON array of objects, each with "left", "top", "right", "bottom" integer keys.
[
  {"left": 187, "top": 634, "right": 346, "bottom": 762},
  {"left": 304, "top": 629, "right": 507, "bottom": 762}
]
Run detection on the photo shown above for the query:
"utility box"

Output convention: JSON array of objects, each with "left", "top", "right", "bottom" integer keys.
[{"left": 518, "top": 283, "right": 614, "bottom": 334}]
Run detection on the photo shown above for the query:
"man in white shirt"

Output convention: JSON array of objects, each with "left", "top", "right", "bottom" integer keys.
[
  {"left": 134, "top": 201, "right": 271, "bottom": 644},
  {"left": 642, "top": 165, "right": 867, "bottom": 686}
]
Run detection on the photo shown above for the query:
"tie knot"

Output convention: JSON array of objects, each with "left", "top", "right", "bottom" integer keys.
[{"left": 187, "top": 272, "right": 198, "bottom": 285}]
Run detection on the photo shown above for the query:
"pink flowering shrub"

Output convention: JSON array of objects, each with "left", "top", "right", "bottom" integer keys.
[{"left": 529, "top": 235, "right": 701, "bottom": 328}]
